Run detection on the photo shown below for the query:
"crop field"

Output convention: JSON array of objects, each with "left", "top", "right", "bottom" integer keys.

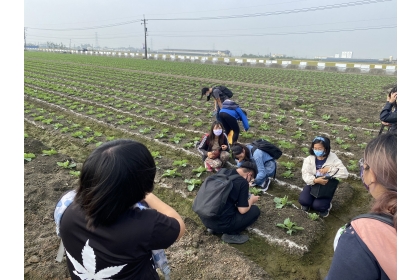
[{"left": 24, "top": 51, "right": 397, "bottom": 279}]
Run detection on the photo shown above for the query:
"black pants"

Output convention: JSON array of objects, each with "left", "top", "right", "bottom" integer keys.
[
  {"left": 219, "top": 112, "right": 240, "bottom": 144},
  {"left": 202, "top": 205, "right": 260, "bottom": 234}
]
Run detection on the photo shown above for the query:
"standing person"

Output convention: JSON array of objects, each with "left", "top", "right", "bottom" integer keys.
[
  {"left": 231, "top": 142, "right": 276, "bottom": 192},
  {"left": 298, "top": 136, "right": 349, "bottom": 217},
  {"left": 219, "top": 99, "right": 249, "bottom": 145},
  {"left": 197, "top": 120, "right": 231, "bottom": 172},
  {"left": 325, "top": 133, "right": 397, "bottom": 280},
  {"left": 55, "top": 140, "right": 185, "bottom": 280},
  {"left": 379, "top": 85, "right": 397, "bottom": 134},
  {"left": 201, "top": 86, "right": 232, "bottom": 122},
  {"left": 196, "top": 162, "right": 260, "bottom": 244}
]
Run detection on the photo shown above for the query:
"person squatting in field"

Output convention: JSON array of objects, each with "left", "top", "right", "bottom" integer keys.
[
  {"left": 219, "top": 99, "right": 249, "bottom": 145},
  {"left": 197, "top": 120, "right": 231, "bottom": 172},
  {"left": 56, "top": 139, "right": 185, "bottom": 280},
  {"left": 231, "top": 142, "right": 276, "bottom": 192},
  {"left": 325, "top": 132, "right": 396, "bottom": 280},
  {"left": 298, "top": 136, "right": 349, "bottom": 218},
  {"left": 197, "top": 161, "right": 261, "bottom": 244}
]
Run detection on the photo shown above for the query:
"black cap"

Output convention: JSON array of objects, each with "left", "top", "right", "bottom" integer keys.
[{"left": 240, "top": 161, "right": 258, "bottom": 176}]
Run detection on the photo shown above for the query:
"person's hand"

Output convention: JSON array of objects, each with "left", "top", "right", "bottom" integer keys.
[
  {"left": 207, "top": 152, "right": 214, "bottom": 159},
  {"left": 315, "top": 177, "right": 329, "bottom": 185},
  {"left": 249, "top": 194, "right": 260, "bottom": 204},
  {"left": 381, "top": 121, "right": 390, "bottom": 126},
  {"left": 387, "top": 92, "right": 397, "bottom": 103},
  {"left": 221, "top": 144, "right": 227, "bottom": 150}
]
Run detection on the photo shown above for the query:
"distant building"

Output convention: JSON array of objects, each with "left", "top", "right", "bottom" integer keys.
[{"left": 156, "top": 49, "right": 231, "bottom": 57}]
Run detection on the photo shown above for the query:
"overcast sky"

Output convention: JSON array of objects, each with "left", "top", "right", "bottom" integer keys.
[{"left": 24, "top": 0, "right": 397, "bottom": 59}]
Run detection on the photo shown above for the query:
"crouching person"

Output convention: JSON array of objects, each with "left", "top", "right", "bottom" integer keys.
[{"left": 192, "top": 162, "right": 260, "bottom": 244}]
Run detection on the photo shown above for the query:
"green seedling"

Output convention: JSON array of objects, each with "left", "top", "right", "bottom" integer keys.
[
  {"left": 184, "top": 178, "right": 202, "bottom": 191},
  {"left": 24, "top": 133, "right": 29, "bottom": 138},
  {"left": 274, "top": 195, "right": 293, "bottom": 209},
  {"left": 308, "top": 213, "right": 320, "bottom": 221},
  {"left": 71, "top": 131, "right": 86, "bottom": 139},
  {"left": 335, "top": 137, "right": 344, "bottom": 145},
  {"left": 347, "top": 160, "right": 359, "bottom": 172},
  {"left": 106, "top": 136, "right": 115, "bottom": 141},
  {"left": 42, "top": 149, "right": 58, "bottom": 156},
  {"left": 154, "top": 132, "right": 166, "bottom": 139},
  {"left": 170, "top": 136, "right": 182, "bottom": 144},
  {"left": 281, "top": 170, "right": 294, "bottom": 179},
  {"left": 357, "top": 143, "right": 367, "bottom": 149},
  {"left": 85, "top": 137, "right": 95, "bottom": 143},
  {"left": 277, "top": 128, "right": 286, "bottom": 134},
  {"left": 53, "top": 123, "right": 64, "bottom": 130},
  {"left": 276, "top": 217, "right": 304, "bottom": 235},
  {"left": 57, "top": 160, "right": 76, "bottom": 169},
  {"left": 24, "top": 153, "right": 36, "bottom": 162},
  {"left": 340, "top": 144, "right": 350, "bottom": 150},
  {"left": 348, "top": 134, "right": 357, "bottom": 140},
  {"left": 151, "top": 151, "right": 162, "bottom": 159},
  {"left": 173, "top": 159, "right": 188, "bottom": 167},
  {"left": 343, "top": 126, "right": 352, "bottom": 132},
  {"left": 161, "top": 169, "right": 182, "bottom": 178},
  {"left": 259, "top": 123, "right": 270, "bottom": 131},
  {"left": 139, "top": 127, "right": 152, "bottom": 134},
  {"left": 95, "top": 142, "right": 103, "bottom": 147},
  {"left": 249, "top": 187, "right": 262, "bottom": 196},
  {"left": 183, "top": 142, "right": 195, "bottom": 149},
  {"left": 241, "top": 132, "right": 254, "bottom": 139},
  {"left": 69, "top": 170, "right": 81, "bottom": 177},
  {"left": 192, "top": 166, "right": 206, "bottom": 178},
  {"left": 280, "top": 161, "right": 295, "bottom": 170},
  {"left": 322, "top": 114, "right": 331, "bottom": 121},
  {"left": 301, "top": 147, "right": 310, "bottom": 156}
]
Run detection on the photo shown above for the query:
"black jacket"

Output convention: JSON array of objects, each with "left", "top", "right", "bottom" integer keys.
[{"left": 379, "top": 102, "right": 397, "bottom": 133}]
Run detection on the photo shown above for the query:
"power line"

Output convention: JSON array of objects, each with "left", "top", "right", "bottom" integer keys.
[
  {"left": 27, "top": 0, "right": 392, "bottom": 31},
  {"left": 148, "top": 0, "right": 392, "bottom": 20},
  {"left": 149, "top": 25, "right": 396, "bottom": 37}
]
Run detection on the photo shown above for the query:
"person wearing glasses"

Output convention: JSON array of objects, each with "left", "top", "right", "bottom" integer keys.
[
  {"left": 326, "top": 133, "right": 396, "bottom": 280},
  {"left": 298, "top": 136, "right": 349, "bottom": 217}
]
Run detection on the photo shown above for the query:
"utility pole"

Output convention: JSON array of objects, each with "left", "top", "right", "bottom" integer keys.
[
  {"left": 69, "top": 39, "right": 71, "bottom": 50},
  {"left": 24, "top": 27, "right": 27, "bottom": 50},
  {"left": 141, "top": 15, "right": 148, "bottom": 59}
]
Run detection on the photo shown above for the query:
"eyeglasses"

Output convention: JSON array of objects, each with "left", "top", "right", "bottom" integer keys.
[{"left": 313, "top": 136, "right": 325, "bottom": 142}]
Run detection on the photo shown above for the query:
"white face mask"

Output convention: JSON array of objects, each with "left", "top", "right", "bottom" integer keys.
[{"left": 213, "top": 129, "right": 223, "bottom": 136}]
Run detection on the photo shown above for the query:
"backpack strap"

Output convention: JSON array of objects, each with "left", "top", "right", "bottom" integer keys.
[{"left": 352, "top": 213, "right": 394, "bottom": 227}]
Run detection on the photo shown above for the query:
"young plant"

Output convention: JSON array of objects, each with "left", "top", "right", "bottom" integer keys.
[
  {"left": 192, "top": 166, "right": 206, "bottom": 177},
  {"left": 173, "top": 159, "right": 189, "bottom": 167},
  {"left": 357, "top": 143, "right": 367, "bottom": 149},
  {"left": 151, "top": 151, "right": 162, "bottom": 159},
  {"left": 249, "top": 187, "right": 262, "bottom": 196},
  {"left": 42, "top": 149, "right": 58, "bottom": 156},
  {"left": 24, "top": 153, "right": 36, "bottom": 162},
  {"left": 184, "top": 178, "right": 202, "bottom": 191},
  {"left": 308, "top": 213, "right": 320, "bottom": 221},
  {"left": 348, "top": 133, "right": 357, "bottom": 140},
  {"left": 276, "top": 217, "right": 304, "bottom": 235},
  {"left": 322, "top": 114, "right": 331, "bottom": 121},
  {"left": 295, "top": 118, "right": 304, "bottom": 126},
  {"left": 183, "top": 142, "right": 195, "bottom": 149},
  {"left": 281, "top": 170, "right": 294, "bottom": 179},
  {"left": 346, "top": 160, "right": 359, "bottom": 172},
  {"left": 274, "top": 195, "right": 293, "bottom": 209},
  {"left": 161, "top": 168, "right": 182, "bottom": 178},
  {"left": 335, "top": 137, "right": 344, "bottom": 145},
  {"left": 259, "top": 122, "right": 270, "bottom": 131},
  {"left": 69, "top": 170, "right": 81, "bottom": 177},
  {"left": 277, "top": 128, "right": 286, "bottom": 134},
  {"left": 57, "top": 160, "right": 76, "bottom": 169},
  {"left": 280, "top": 161, "right": 295, "bottom": 170},
  {"left": 301, "top": 147, "right": 310, "bottom": 156}
]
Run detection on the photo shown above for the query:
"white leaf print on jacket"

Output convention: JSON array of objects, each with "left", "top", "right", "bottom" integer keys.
[{"left": 66, "top": 240, "right": 126, "bottom": 280}]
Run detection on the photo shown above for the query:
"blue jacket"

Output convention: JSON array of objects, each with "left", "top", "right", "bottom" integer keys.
[
  {"left": 237, "top": 144, "right": 276, "bottom": 186},
  {"left": 219, "top": 100, "right": 249, "bottom": 131}
]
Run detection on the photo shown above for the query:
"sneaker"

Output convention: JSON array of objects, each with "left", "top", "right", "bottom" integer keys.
[
  {"left": 319, "top": 203, "right": 333, "bottom": 218},
  {"left": 204, "top": 162, "right": 213, "bottom": 172},
  {"left": 260, "top": 177, "right": 272, "bottom": 192},
  {"left": 301, "top": 205, "right": 310, "bottom": 212},
  {"left": 221, "top": 234, "right": 249, "bottom": 244}
]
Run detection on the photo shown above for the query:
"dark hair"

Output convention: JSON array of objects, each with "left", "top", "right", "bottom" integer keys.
[
  {"left": 231, "top": 142, "right": 250, "bottom": 161},
  {"left": 364, "top": 133, "right": 397, "bottom": 229},
  {"left": 309, "top": 136, "right": 331, "bottom": 157},
  {"left": 388, "top": 85, "right": 397, "bottom": 97},
  {"left": 206, "top": 121, "right": 225, "bottom": 150},
  {"left": 201, "top": 87, "right": 210, "bottom": 99},
  {"left": 75, "top": 139, "right": 156, "bottom": 229},
  {"left": 239, "top": 161, "right": 258, "bottom": 177}
]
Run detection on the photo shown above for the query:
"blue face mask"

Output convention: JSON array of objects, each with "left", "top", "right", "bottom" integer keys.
[{"left": 313, "top": 149, "right": 325, "bottom": 157}]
